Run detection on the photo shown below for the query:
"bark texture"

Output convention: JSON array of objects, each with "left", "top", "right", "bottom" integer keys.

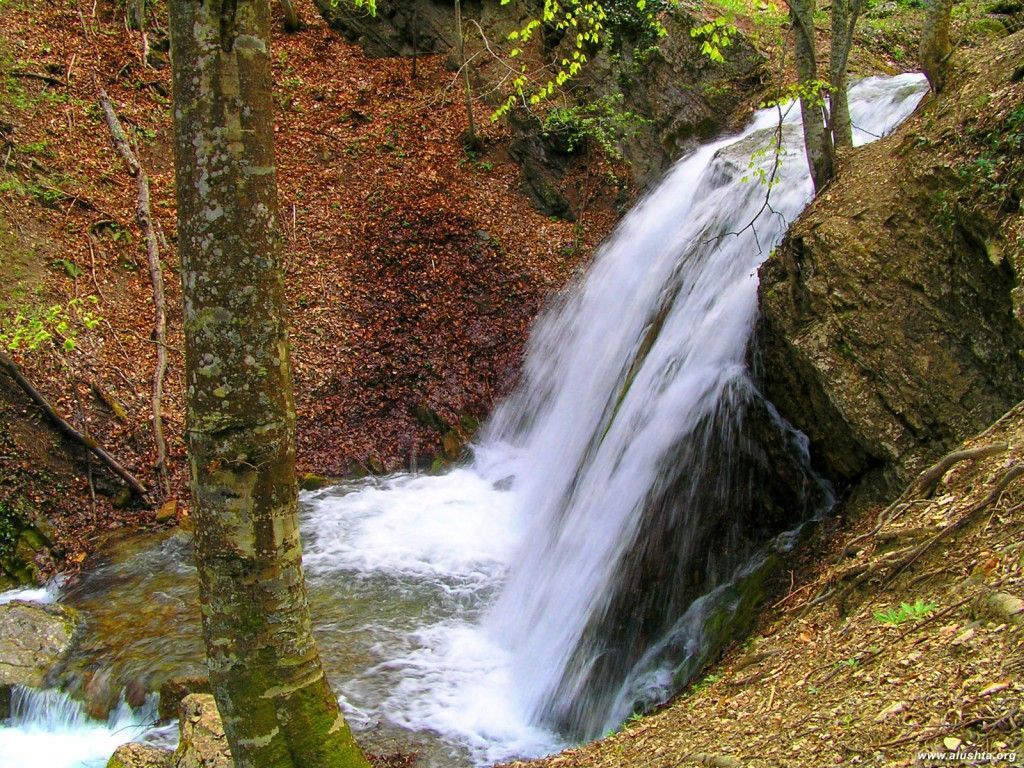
[
  {"left": 829, "top": 0, "right": 864, "bottom": 149},
  {"left": 790, "top": 0, "right": 835, "bottom": 192},
  {"left": 167, "top": 1, "right": 370, "bottom": 766},
  {"left": 921, "top": 0, "right": 954, "bottom": 92}
]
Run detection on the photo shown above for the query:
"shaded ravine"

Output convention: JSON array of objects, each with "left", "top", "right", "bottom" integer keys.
[{"left": 0, "top": 74, "right": 926, "bottom": 767}]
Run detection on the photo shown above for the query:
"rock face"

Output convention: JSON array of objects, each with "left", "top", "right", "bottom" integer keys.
[
  {"left": 757, "top": 33, "right": 1024, "bottom": 499},
  {"left": 578, "top": 8, "right": 764, "bottom": 189},
  {"left": 104, "top": 694, "right": 230, "bottom": 768},
  {"left": 0, "top": 600, "right": 78, "bottom": 689}
]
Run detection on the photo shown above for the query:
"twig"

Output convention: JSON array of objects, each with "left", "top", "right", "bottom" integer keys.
[
  {"left": 98, "top": 88, "right": 170, "bottom": 499},
  {"left": 10, "top": 70, "right": 65, "bottom": 87},
  {"left": 0, "top": 350, "right": 149, "bottom": 500}
]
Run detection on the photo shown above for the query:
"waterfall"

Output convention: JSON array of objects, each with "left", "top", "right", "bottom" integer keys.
[
  {"left": 0, "top": 74, "right": 928, "bottom": 768},
  {"left": 479, "top": 73, "right": 927, "bottom": 740},
  {"left": 0, "top": 685, "right": 170, "bottom": 768}
]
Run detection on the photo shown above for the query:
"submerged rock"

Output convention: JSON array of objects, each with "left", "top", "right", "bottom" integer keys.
[
  {"left": 0, "top": 600, "right": 78, "bottom": 689},
  {"left": 158, "top": 675, "right": 211, "bottom": 722}
]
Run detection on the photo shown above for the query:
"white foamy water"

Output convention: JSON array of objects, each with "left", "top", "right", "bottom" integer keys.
[
  {"left": 0, "top": 687, "right": 165, "bottom": 768},
  {"left": 0, "top": 74, "right": 926, "bottom": 767},
  {"left": 0, "top": 577, "right": 62, "bottom": 605},
  {"left": 303, "top": 468, "right": 521, "bottom": 585}
]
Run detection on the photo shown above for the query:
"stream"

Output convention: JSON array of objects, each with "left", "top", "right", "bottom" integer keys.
[{"left": 0, "top": 73, "right": 928, "bottom": 768}]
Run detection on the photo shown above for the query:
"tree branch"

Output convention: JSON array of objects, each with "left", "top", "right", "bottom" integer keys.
[
  {"left": 0, "top": 350, "right": 150, "bottom": 500},
  {"left": 98, "top": 88, "right": 170, "bottom": 499}
]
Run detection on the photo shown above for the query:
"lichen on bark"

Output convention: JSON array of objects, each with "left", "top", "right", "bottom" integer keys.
[{"left": 167, "top": 0, "right": 370, "bottom": 765}]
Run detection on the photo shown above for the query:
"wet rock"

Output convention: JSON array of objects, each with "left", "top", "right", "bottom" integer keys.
[
  {"left": 757, "top": 45, "right": 1024, "bottom": 499},
  {"left": 173, "top": 694, "right": 231, "bottom": 768},
  {"left": 158, "top": 675, "right": 211, "bottom": 722},
  {"left": 106, "top": 743, "right": 174, "bottom": 768},
  {"left": 298, "top": 473, "right": 336, "bottom": 491},
  {"left": 83, "top": 666, "right": 116, "bottom": 720},
  {"left": 155, "top": 500, "right": 178, "bottom": 524},
  {"left": 0, "top": 600, "right": 79, "bottom": 688}
]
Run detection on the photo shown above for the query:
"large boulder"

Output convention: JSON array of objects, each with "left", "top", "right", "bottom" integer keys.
[
  {"left": 757, "top": 32, "right": 1024, "bottom": 499},
  {"left": 0, "top": 600, "right": 78, "bottom": 689}
]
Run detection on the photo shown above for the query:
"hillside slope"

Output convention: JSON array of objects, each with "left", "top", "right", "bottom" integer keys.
[{"left": 0, "top": 0, "right": 621, "bottom": 582}]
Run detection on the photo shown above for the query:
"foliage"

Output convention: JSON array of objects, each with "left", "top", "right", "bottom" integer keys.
[
  {"left": 601, "top": 0, "right": 671, "bottom": 49},
  {"left": 542, "top": 93, "right": 649, "bottom": 159},
  {"left": 493, "top": 0, "right": 665, "bottom": 119},
  {"left": 690, "top": 15, "right": 737, "bottom": 63},
  {"left": 334, "top": 0, "right": 377, "bottom": 16},
  {"left": 873, "top": 599, "right": 937, "bottom": 625},
  {"left": 0, "top": 296, "right": 101, "bottom": 354}
]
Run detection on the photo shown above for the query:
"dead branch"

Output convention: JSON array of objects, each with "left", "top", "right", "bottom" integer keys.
[
  {"left": 10, "top": 70, "right": 65, "bottom": 87},
  {"left": 0, "top": 350, "right": 150, "bottom": 500},
  {"left": 98, "top": 88, "right": 170, "bottom": 499}
]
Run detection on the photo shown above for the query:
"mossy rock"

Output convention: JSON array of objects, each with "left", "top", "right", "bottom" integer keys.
[
  {"left": 298, "top": 473, "right": 337, "bottom": 491},
  {"left": 0, "top": 500, "right": 53, "bottom": 586},
  {"left": 0, "top": 601, "right": 80, "bottom": 688},
  {"left": 106, "top": 743, "right": 173, "bottom": 768}
]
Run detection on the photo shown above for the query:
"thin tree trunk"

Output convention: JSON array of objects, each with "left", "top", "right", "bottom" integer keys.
[
  {"left": 167, "top": 1, "right": 370, "bottom": 766},
  {"left": 829, "top": 0, "right": 864, "bottom": 149},
  {"left": 921, "top": 0, "right": 954, "bottom": 92},
  {"left": 455, "top": 0, "right": 477, "bottom": 145},
  {"left": 0, "top": 350, "right": 150, "bottom": 499},
  {"left": 279, "top": 0, "right": 301, "bottom": 32},
  {"left": 98, "top": 89, "right": 170, "bottom": 499},
  {"left": 790, "top": 0, "right": 835, "bottom": 191},
  {"left": 411, "top": 8, "right": 418, "bottom": 80}
]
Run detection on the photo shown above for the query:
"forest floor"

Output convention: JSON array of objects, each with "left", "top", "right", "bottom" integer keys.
[
  {"left": 504, "top": 401, "right": 1024, "bottom": 767},
  {"left": 0, "top": 0, "right": 622, "bottom": 576}
]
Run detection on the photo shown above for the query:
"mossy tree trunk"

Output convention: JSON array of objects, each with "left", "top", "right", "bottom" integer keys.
[
  {"left": 829, "top": 0, "right": 865, "bottom": 149},
  {"left": 167, "top": 1, "right": 370, "bottom": 766},
  {"left": 789, "top": 0, "right": 835, "bottom": 192},
  {"left": 921, "top": 0, "right": 954, "bottom": 92}
]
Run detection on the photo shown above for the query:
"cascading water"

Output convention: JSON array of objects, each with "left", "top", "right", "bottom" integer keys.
[
  {"left": 480, "top": 72, "right": 927, "bottom": 740},
  {"left": 0, "top": 74, "right": 926, "bottom": 768}
]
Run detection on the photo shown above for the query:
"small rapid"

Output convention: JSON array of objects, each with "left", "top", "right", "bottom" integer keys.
[{"left": 0, "top": 74, "right": 927, "bottom": 767}]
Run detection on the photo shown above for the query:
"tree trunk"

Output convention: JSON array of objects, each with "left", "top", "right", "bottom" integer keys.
[
  {"left": 167, "top": 1, "right": 370, "bottom": 767},
  {"left": 790, "top": 0, "right": 835, "bottom": 192},
  {"left": 829, "top": 0, "right": 864, "bottom": 149},
  {"left": 454, "top": 0, "right": 478, "bottom": 146},
  {"left": 279, "top": 0, "right": 301, "bottom": 32},
  {"left": 921, "top": 0, "right": 954, "bottom": 92}
]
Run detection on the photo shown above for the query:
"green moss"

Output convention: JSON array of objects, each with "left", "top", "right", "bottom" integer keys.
[{"left": 674, "top": 553, "right": 783, "bottom": 690}]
